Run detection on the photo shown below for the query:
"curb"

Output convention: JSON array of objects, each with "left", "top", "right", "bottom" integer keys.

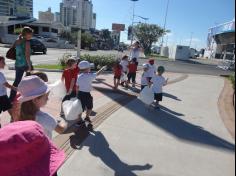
[{"left": 218, "top": 78, "right": 235, "bottom": 140}]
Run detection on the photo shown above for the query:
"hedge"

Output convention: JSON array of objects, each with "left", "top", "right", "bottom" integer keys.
[{"left": 59, "top": 54, "right": 117, "bottom": 70}]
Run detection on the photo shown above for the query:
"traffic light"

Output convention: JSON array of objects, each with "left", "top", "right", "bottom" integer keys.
[{"left": 128, "top": 26, "right": 133, "bottom": 40}]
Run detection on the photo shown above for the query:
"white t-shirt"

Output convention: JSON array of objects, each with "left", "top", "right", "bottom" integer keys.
[
  {"left": 36, "top": 111, "right": 57, "bottom": 139},
  {"left": 120, "top": 60, "right": 129, "bottom": 73},
  {"left": 130, "top": 48, "right": 141, "bottom": 59},
  {"left": 141, "top": 71, "right": 150, "bottom": 86},
  {"left": 147, "top": 64, "right": 157, "bottom": 78},
  {"left": 0, "top": 72, "right": 7, "bottom": 96},
  {"left": 77, "top": 73, "right": 97, "bottom": 93},
  {"left": 151, "top": 75, "right": 166, "bottom": 94}
]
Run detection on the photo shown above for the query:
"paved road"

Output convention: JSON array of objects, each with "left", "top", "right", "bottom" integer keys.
[
  {"left": 139, "top": 59, "right": 234, "bottom": 76},
  {"left": 0, "top": 46, "right": 234, "bottom": 76},
  {"left": 0, "top": 47, "right": 121, "bottom": 66}
]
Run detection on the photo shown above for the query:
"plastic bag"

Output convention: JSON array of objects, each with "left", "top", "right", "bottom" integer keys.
[
  {"left": 120, "top": 73, "right": 128, "bottom": 82},
  {"left": 63, "top": 98, "right": 83, "bottom": 121},
  {"left": 49, "top": 80, "right": 67, "bottom": 99},
  {"left": 139, "top": 86, "right": 154, "bottom": 105}
]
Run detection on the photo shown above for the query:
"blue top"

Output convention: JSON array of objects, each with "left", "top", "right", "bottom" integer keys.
[{"left": 15, "top": 40, "right": 30, "bottom": 67}]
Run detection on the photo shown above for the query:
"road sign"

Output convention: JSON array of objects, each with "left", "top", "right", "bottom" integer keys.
[{"left": 112, "top": 23, "right": 125, "bottom": 32}]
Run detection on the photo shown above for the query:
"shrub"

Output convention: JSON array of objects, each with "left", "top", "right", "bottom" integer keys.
[
  {"left": 58, "top": 53, "right": 72, "bottom": 68},
  {"left": 59, "top": 54, "right": 117, "bottom": 70}
]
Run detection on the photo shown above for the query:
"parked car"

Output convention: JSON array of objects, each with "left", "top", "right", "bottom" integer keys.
[
  {"left": 30, "top": 39, "right": 47, "bottom": 54},
  {"left": 152, "top": 46, "right": 161, "bottom": 54}
]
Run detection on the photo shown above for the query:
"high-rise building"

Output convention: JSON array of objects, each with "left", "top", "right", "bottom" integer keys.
[
  {"left": 60, "top": 0, "right": 95, "bottom": 30},
  {"left": 38, "top": 8, "right": 54, "bottom": 23},
  {"left": 0, "top": 0, "right": 14, "bottom": 16},
  {"left": 0, "top": 0, "right": 33, "bottom": 18},
  {"left": 92, "top": 13, "right": 96, "bottom": 29}
]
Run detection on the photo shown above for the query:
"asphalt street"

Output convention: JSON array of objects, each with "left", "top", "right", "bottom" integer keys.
[{"left": 0, "top": 46, "right": 234, "bottom": 76}]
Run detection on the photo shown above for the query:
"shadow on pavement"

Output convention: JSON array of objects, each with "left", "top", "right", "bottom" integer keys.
[
  {"left": 163, "top": 92, "right": 182, "bottom": 101},
  {"left": 94, "top": 86, "right": 235, "bottom": 153},
  {"left": 70, "top": 130, "right": 153, "bottom": 176}
]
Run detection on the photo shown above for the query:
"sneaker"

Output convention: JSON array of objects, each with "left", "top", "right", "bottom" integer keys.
[{"left": 84, "top": 117, "right": 92, "bottom": 123}]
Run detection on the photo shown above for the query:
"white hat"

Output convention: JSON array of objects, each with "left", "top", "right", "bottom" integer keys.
[
  {"left": 143, "top": 63, "right": 149, "bottom": 69},
  {"left": 17, "top": 76, "right": 51, "bottom": 103},
  {"left": 79, "top": 61, "right": 91, "bottom": 69}
]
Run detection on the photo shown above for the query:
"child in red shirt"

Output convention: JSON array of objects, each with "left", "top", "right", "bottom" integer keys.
[
  {"left": 113, "top": 61, "right": 123, "bottom": 90},
  {"left": 128, "top": 58, "right": 138, "bottom": 87},
  {"left": 61, "top": 58, "right": 80, "bottom": 102}
]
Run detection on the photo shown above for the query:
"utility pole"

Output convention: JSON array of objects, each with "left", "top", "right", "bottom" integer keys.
[
  {"left": 130, "top": 0, "right": 139, "bottom": 46},
  {"left": 161, "top": 0, "right": 170, "bottom": 47},
  {"left": 77, "top": 0, "right": 83, "bottom": 58}
]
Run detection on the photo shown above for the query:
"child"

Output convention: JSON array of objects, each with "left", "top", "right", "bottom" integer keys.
[
  {"left": 0, "top": 56, "right": 17, "bottom": 126},
  {"left": 0, "top": 121, "right": 65, "bottom": 176},
  {"left": 141, "top": 64, "right": 150, "bottom": 91},
  {"left": 147, "top": 59, "right": 157, "bottom": 81},
  {"left": 11, "top": 71, "right": 48, "bottom": 122},
  {"left": 149, "top": 66, "right": 168, "bottom": 110},
  {"left": 113, "top": 60, "right": 122, "bottom": 90},
  {"left": 76, "top": 61, "right": 106, "bottom": 124},
  {"left": 120, "top": 55, "right": 129, "bottom": 87},
  {"left": 17, "top": 76, "right": 67, "bottom": 139},
  {"left": 128, "top": 58, "right": 138, "bottom": 88},
  {"left": 61, "top": 57, "right": 79, "bottom": 102}
]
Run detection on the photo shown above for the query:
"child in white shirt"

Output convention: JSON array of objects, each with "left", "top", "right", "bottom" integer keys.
[
  {"left": 120, "top": 55, "right": 129, "bottom": 87},
  {"left": 0, "top": 56, "right": 17, "bottom": 126},
  {"left": 141, "top": 64, "right": 150, "bottom": 91},
  {"left": 150, "top": 66, "right": 168, "bottom": 110},
  {"left": 76, "top": 61, "right": 106, "bottom": 125},
  {"left": 17, "top": 76, "right": 67, "bottom": 139},
  {"left": 147, "top": 59, "right": 157, "bottom": 80}
]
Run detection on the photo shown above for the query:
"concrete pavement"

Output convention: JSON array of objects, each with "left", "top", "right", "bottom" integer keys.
[
  {"left": 58, "top": 74, "right": 235, "bottom": 176},
  {"left": 0, "top": 67, "right": 235, "bottom": 176}
]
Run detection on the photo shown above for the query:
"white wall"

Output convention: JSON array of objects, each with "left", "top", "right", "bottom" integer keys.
[{"left": 169, "top": 45, "right": 190, "bottom": 60}]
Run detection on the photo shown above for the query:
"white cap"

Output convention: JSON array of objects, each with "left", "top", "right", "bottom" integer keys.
[
  {"left": 17, "top": 76, "right": 50, "bottom": 103},
  {"left": 143, "top": 63, "right": 149, "bottom": 69},
  {"left": 79, "top": 61, "right": 91, "bottom": 69}
]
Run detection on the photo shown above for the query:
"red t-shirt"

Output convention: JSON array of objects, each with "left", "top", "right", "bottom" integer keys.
[
  {"left": 113, "top": 65, "right": 122, "bottom": 77},
  {"left": 128, "top": 63, "right": 137, "bottom": 73},
  {"left": 62, "top": 66, "right": 79, "bottom": 92}
]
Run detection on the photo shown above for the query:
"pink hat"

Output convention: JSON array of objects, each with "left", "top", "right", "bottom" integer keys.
[
  {"left": 0, "top": 121, "right": 65, "bottom": 176},
  {"left": 17, "top": 75, "right": 51, "bottom": 103}
]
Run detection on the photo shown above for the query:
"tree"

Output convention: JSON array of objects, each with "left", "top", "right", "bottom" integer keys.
[
  {"left": 133, "top": 23, "right": 168, "bottom": 54},
  {"left": 81, "top": 32, "right": 95, "bottom": 48}
]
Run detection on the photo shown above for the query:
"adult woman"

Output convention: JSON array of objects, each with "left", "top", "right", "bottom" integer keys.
[
  {"left": 9, "top": 26, "right": 33, "bottom": 102},
  {"left": 129, "top": 41, "right": 144, "bottom": 61}
]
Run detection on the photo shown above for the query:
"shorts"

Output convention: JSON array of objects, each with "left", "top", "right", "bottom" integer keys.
[
  {"left": 0, "top": 95, "right": 12, "bottom": 114},
  {"left": 128, "top": 72, "right": 136, "bottom": 83},
  {"left": 77, "top": 91, "right": 93, "bottom": 111},
  {"left": 154, "top": 93, "right": 163, "bottom": 102},
  {"left": 114, "top": 76, "right": 121, "bottom": 80},
  {"left": 62, "top": 91, "right": 77, "bottom": 102}
]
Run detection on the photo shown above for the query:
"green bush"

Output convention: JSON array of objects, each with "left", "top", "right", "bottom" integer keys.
[
  {"left": 81, "top": 54, "right": 116, "bottom": 70},
  {"left": 59, "top": 54, "right": 116, "bottom": 70},
  {"left": 58, "top": 53, "right": 72, "bottom": 67}
]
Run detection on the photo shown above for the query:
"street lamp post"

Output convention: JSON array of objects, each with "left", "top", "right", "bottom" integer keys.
[
  {"left": 130, "top": 0, "right": 139, "bottom": 46},
  {"left": 77, "top": 0, "right": 83, "bottom": 58},
  {"left": 161, "top": 0, "right": 170, "bottom": 47}
]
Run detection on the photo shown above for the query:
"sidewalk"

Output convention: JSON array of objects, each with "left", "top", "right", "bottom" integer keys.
[{"left": 58, "top": 74, "right": 235, "bottom": 176}]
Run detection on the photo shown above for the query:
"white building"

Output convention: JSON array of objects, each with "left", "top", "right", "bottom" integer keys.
[
  {"left": 38, "top": 8, "right": 54, "bottom": 23},
  {"left": 60, "top": 0, "right": 95, "bottom": 30},
  {"left": 54, "top": 12, "right": 61, "bottom": 23}
]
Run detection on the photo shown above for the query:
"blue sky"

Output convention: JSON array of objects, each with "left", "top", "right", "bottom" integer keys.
[{"left": 34, "top": 0, "right": 235, "bottom": 49}]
